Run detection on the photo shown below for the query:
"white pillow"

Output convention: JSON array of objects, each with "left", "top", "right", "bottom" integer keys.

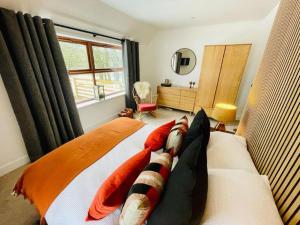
[
  {"left": 201, "top": 169, "right": 283, "bottom": 225},
  {"left": 207, "top": 131, "right": 258, "bottom": 174}
]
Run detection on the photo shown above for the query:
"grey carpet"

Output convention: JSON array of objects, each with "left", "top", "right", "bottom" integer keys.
[{"left": 0, "top": 165, "right": 39, "bottom": 225}]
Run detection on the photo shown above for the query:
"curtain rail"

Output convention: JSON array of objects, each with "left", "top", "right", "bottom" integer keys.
[{"left": 54, "top": 23, "right": 124, "bottom": 42}]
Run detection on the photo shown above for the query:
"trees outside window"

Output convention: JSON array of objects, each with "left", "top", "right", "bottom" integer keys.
[{"left": 59, "top": 36, "right": 124, "bottom": 103}]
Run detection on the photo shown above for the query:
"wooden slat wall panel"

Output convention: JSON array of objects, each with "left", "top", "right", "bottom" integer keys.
[{"left": 237, "top": 0, "right": 300, "bottom": 224}]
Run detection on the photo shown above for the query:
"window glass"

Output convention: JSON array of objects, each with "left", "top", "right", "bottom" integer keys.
[
  {"left": 60, "top": 41, "right": 89, "bottom": 70},
  {"left": 59, "top": 37, "right": 125, "bottom": 104},
  {"left": 95, "top": 72, "right": 125, "bottom": 95},
  {"left": 69, "top": 74, "right": 94, "bottom": 102},
  {"left": 93, "top": 46, "right": 123, "bottom": 69}
]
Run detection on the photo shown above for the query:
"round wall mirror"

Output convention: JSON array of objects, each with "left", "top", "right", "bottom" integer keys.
[{"left": 171, "top": 48, "right": 196, "bottom": 75}]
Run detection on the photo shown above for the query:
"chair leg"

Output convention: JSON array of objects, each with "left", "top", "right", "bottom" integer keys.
[
  {"left": 137, "top": 111, "right": 143, "bottom": 120},
  {"left": 149, "top": 111, "right": 156, "bottom": 118}
]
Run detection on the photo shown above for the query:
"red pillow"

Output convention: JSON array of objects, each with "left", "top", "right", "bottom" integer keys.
[
  {"left": 144, "top": 120, "right": 175, "bottom": 151},
  {"left": 87, "top": 148, "right": 151, "bottom": 221}
]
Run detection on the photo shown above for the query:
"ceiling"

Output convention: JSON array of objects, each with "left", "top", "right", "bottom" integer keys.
[{"left": 99, "top": 0, "right": 280, "bottom": 29}]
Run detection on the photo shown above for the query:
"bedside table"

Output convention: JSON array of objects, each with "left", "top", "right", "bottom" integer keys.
[
  {"left": 210, "top": 127, "right": 236, "bottom": 134},
  {"left": 209, "top": 119, "right": 238, "bottom": 134}
]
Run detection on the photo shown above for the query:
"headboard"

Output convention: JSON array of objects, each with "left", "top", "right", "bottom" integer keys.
[{"left": 237, "top": 0, "right": 299, "bottom": 224}]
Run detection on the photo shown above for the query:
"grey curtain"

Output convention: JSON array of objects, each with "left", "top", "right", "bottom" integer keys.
[
  {"left": 0, "top": 8, "right": 83, "bottom": 161},
  {"left": 122, "top": 39, "right": 140, "bottom": 110}
]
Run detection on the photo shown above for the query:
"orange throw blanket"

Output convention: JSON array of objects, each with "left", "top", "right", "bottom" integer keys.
[{"left": 14, "top": 117, "right": 144, "bottom": 221}]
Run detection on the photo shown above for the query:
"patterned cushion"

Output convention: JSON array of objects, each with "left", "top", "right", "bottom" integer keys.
[
  {"left": 119, "top": 152, "right": 173, "bottom": 225},
  {"left": 165, "top": 116, "right": 189, "bottom": 156},
  {"left": 176, "top": 115, "right": 189, "bottom": 131}
]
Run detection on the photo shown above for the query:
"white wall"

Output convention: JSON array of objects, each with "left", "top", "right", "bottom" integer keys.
[
  {"left": 0, "top": 77, "right": 29, "bottom": 176},
  {"left": 78, "top": 96, "right": 125, "bottom": 131},
  {"left": 140, "top": 6, "right": 278, "bottom": 118}
]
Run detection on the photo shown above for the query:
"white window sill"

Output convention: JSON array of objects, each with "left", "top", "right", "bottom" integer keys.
[{"left": 76, "top": 92, "right": 126, "bottom": 109}]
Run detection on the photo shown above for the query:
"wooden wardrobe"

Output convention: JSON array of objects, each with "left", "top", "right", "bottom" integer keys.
[{"left": 194, "top": 44, "right": 251, "bottom": 116}]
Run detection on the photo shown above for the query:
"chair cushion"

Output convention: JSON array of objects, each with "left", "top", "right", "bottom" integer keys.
[{"left": 138, "top": 103, "right": 157, "bottom": 112}]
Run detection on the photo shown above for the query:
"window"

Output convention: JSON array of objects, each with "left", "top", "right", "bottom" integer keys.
[
  {"left": 59, "top": 36, "right": 124, "bottom": 103},
  {"left": 60, "top": 41, "right": 89, "bottom": 70}
]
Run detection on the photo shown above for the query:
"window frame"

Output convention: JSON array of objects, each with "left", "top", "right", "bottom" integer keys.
[{"left": 58, "top": 36, "right": 124, "bottom": 87}]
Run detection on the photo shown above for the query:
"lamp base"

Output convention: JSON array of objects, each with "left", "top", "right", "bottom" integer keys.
[{"left": 215, "top": 122, "right": 226, "bottom": 132}]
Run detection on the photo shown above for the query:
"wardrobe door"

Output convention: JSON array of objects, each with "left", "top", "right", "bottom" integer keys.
[
  {"left": 214, "top": 44, "right": 251, "bottom": 105},
  {"left": 194, "top": 45, "right": 225, "bottom": 114}
]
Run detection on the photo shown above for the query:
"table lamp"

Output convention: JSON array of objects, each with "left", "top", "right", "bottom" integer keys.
[{"left": 211, "top": 103, "right": 237, "bottom": 132}]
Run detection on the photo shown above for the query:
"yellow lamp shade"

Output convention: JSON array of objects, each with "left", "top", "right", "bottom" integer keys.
[{"left": 212, "top": 103, "right": 237, "bottom": 123}]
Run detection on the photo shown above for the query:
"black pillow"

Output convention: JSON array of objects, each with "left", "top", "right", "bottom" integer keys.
[
  {"left": 147, "top": 136, "right": 208, "bottom": 225},
  {"left": 180, "top": 108, "right": 210, "bottom": 154}
]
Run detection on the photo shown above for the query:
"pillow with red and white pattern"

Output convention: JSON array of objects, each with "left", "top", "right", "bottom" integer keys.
[
  {"left": 164, "top": 116, "right": 188, "bottom": 156},
  {"left": 119, "top": 152, "right": 173, "bottom": 225}
]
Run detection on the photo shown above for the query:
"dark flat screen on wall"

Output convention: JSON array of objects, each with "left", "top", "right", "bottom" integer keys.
[{"left": 181, "top": 58, "right": 190, "bottom": 65}]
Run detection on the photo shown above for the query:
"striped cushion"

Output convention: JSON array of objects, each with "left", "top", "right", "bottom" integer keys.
[
  {"left": 177, "top": 115, "right": 189, "bottom": 131},
  {"left": 165, "top": 116, "right": 189, "bottom": 156},
  {"left": 119, "top": 152, "right": 173, "bottom": 225}
]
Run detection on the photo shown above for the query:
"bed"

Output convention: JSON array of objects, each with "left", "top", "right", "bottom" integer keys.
[
  {"left": 35, "top": 123, "right": 281, "bottom": 225},
  {"left": 13, "top": 116, "right": 282, "bottom": 225}
]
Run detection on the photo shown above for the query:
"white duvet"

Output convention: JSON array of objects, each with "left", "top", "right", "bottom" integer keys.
[{"left": 45, "top": 124, "right": 156, "bottom": 225}]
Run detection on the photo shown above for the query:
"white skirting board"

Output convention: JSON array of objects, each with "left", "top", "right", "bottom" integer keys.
[{"left": 0, "top": 155, "right": 29, "bottom": 177}]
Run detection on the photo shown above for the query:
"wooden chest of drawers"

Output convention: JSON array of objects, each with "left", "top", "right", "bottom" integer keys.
[{"left": 157, "top": 86, "right": 197, "bottom": 113}]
